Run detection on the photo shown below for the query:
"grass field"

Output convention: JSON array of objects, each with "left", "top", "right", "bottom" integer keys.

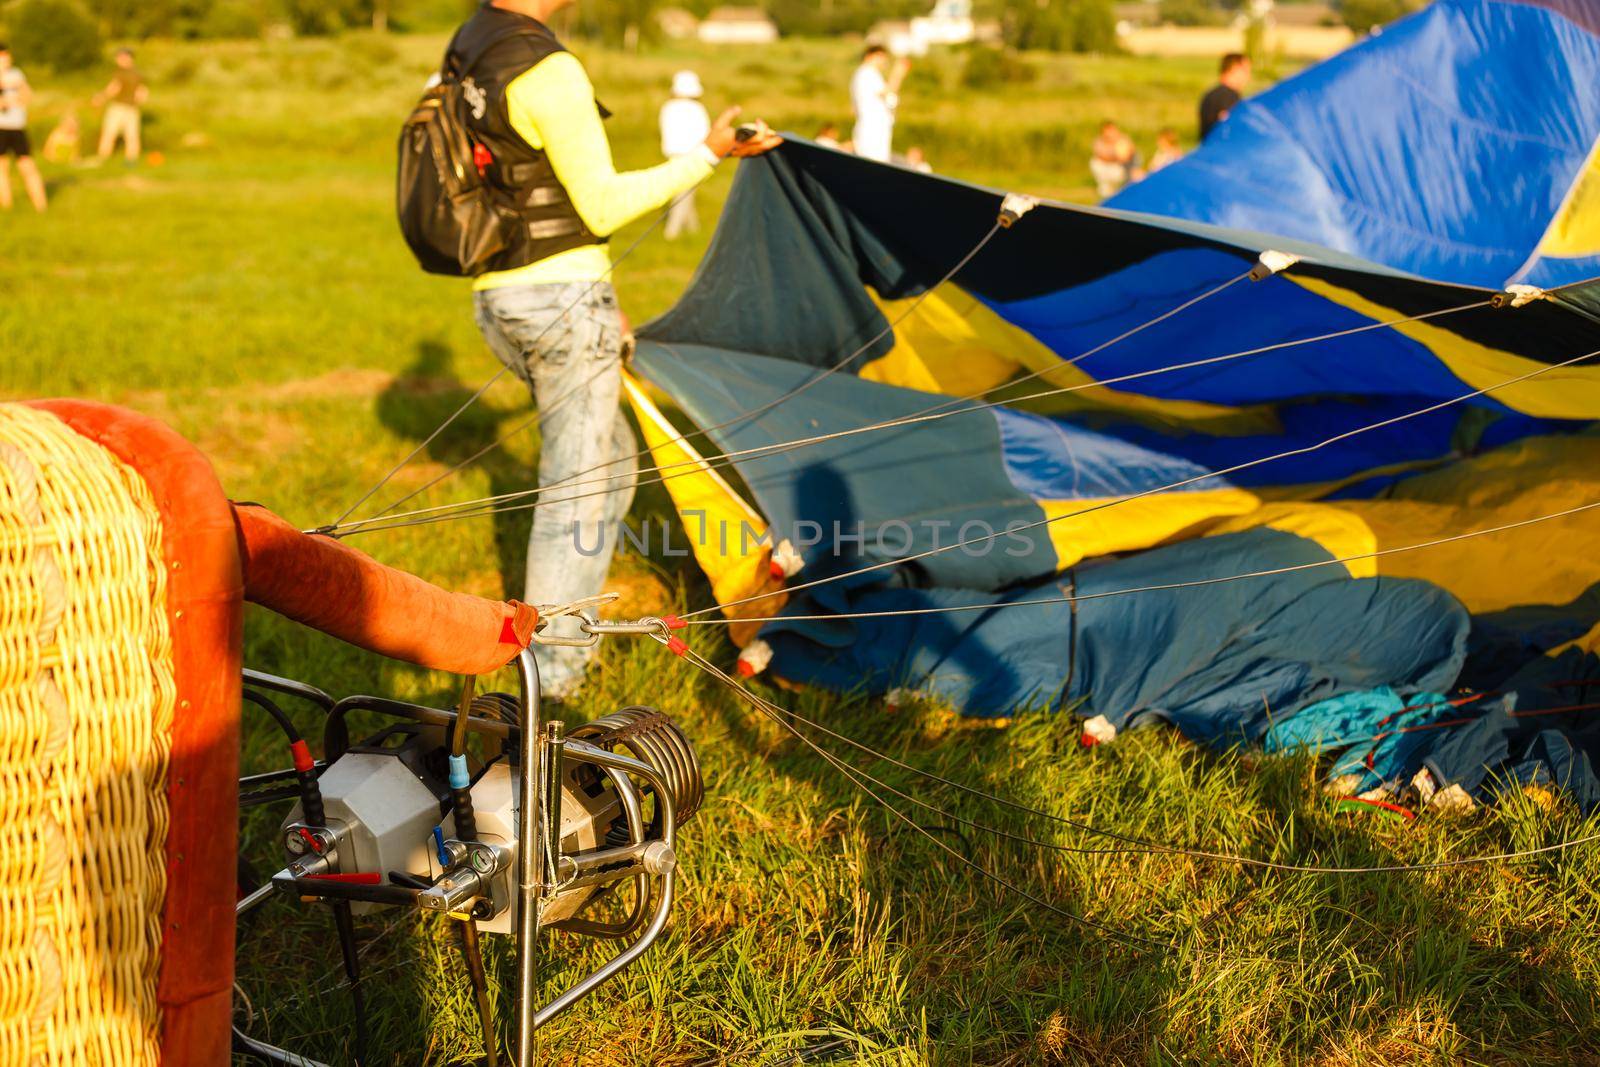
[{"left": 5, "top": 30, "right": 1600, "bottom": 1067}]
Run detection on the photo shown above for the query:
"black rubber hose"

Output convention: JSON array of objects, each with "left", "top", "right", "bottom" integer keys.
[
  {"left": 333, "top": 902, "right": 370, "bottom": 1066},
  {"left": 244, "top": 689, "right": 324, "bottom": 827},
  {"left": 460, "top": 919, "right": 500, "bottom": 1067},
  {"left": 277, "top": 878, "right": 421, "bottom": 906},
  {"left": 242, "top": 689, "right": 301, "bottom": 743},
  {"left": 320, "top": 695, "right": 515, "bottom": 764}
]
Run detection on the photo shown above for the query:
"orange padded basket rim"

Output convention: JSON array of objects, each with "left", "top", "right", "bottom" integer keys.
[{"left": 30, "top": 399, "right": 242, "bottom": 1067}]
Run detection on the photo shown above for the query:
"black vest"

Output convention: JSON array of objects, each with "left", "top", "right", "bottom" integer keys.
[{"left": 445, "top": 7, "right": 605, "bottom": 273}]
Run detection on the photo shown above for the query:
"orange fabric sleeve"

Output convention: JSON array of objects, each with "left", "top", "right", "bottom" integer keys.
[{"left": 234, "top": 504, "right": 539, "bottom": 675}]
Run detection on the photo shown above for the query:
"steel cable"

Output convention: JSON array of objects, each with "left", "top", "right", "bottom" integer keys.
[
  {"left": 328, "top": 203, "right": 677, "bottom": 529},
  {"left": 682, "top": 497, "right": 1600, "bottom": 627},
  {"left": 683, "top": 344, "right": 1600, "bottom": 620},
  {"left": 683, "top": 653, "right": 1600, "bottom": 873},
  {"left": 328, "top": 297, "right": 1491, "bottom": 538},
  {"left": 330, "top": 217, "right": 1007, "bottom": 533}
]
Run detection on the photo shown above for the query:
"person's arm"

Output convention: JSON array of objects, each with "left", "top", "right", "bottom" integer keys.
[
  {"left": 507, "top": 53, "right": 718, "bottom": 238},
  {"left": 886, "top": 57, "right": 910, "bottom": 97},
  {"left": 91, "top": 77, "right": 116, "bottom": 108},
  {"left": 134, "top": 81, "right": 149, "bottom": 106}
]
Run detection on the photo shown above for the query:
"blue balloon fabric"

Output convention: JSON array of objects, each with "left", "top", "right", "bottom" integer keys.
[{"left": 1110, "top": 0, "right": 1600, "bottom": 289}]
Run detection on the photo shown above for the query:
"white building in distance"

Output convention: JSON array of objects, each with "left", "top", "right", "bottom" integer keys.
[
  {"left": 697, "top": 6, "right": 779, "bottom": 45},
  {"left": 873, "top": 0, "right": 985, "bottom": 56}
]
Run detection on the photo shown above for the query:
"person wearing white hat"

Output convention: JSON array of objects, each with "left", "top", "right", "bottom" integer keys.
[{"left": 660, "top": 70, "right": 711, "bottom": 239}]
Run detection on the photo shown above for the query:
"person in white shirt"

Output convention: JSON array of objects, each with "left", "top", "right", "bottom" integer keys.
[
  {"left": 850, "top": 46, "right": 909, "bottom": 164},
  {"left": 659, "top": 70, "right": 712, "bottom": 240},
  {"left": 0, "top": 43, "right": 47, "bottom": 212}
]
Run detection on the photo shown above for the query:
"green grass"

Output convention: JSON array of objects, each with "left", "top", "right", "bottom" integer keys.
[{"left": 4, "top": 30, "right": 1600, "bottom": 1067}]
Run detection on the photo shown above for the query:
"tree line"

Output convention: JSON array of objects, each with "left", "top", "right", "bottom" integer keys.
[{"left": 1, "top": 0, "right": 1416, "bottom": 73}]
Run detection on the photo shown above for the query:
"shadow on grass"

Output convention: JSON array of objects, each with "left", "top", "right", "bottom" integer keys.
[
  {"left": 698, "top": 671, "right": 1600, "bottom": 1064},
  {"left": 373, "top": 336, "right": 534, "bottom": 597}
]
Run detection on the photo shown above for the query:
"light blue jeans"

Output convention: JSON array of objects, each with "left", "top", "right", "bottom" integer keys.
[{"left": 474, "top": 280, "right": 639, "bottom": 698}]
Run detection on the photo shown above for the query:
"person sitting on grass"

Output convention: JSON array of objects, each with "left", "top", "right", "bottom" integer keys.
[
  {"left": 0, "top": 43, "right": 46, "bottom": 212},
  {"left": 1148, "top": 127, "right": 1184, "bottom": 172},
  {"left": 1089, "top": 120, "right": 1141, "bottom": 199},
  {"left": 42, "top": 109, "right": 81, "bottom": 165},
  {"left": 443, "top": 0, "right": 781, "bottom": 699}
]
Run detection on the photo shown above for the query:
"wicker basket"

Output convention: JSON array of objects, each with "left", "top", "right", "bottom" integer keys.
[{"left": 0, "top": 402, "right": 241, "bottom": 1066}]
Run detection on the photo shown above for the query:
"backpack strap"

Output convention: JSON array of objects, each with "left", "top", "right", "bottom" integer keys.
[{"left": 445, "top": 19, "right": 555, "bottom": 81}]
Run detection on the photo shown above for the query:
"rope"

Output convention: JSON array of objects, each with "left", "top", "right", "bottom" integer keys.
[
  {"left": 683, "top": 344, "right": 1600, "bottom": 620},
  {"left": 680, "top": 498, "right": 1600, "bottom": 626},
  {"left": 327, "top": 296, "right": 1492, "bottom": 538},
  {"left": 327, "top": 204, "right": 676, "bottom": 529}
]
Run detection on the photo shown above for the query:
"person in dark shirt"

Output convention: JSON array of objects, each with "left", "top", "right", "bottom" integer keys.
[
  {"left": 1199, "top": 52, "right": 1251, "bottom": 140},
  {"left": 92, "top": 48, "right": 148, "bottom": 164}
]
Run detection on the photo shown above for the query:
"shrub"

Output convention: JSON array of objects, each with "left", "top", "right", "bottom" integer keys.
[
  {"left": 8, "top": 0, "right": 102, "bottom": 72},
  {"left": 282, "top": 0, "right": 346, "bottom": 36},
  {"left": 1340, "top": 0, "right": 1421, "bottom": 34},
  {"left": 196, "top": 0, "right": 265, "bottom": 39},
  {"left": 1158, "top": 0, "right": 1225, "bottom": 27},
  {"left": 1004, "top": 0, "right": 1119, "bottom": 53},
  {"left": 962, "top": 46, "right": 1037, "bottom": 90}
]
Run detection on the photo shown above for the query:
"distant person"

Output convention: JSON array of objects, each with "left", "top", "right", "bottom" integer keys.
[
  {"left": 659, "top": 70, "right": 711, "bottom": 240},
  {"left": 851, "top": 45, "right": 909, "bottom": 163},
  {"left": 903, "top": 145, "right": 932, "bottom": 174},
  {"left": 0, "top": 43, "right": 47, "bottom": 212},
  {"left": 441, "top": 0, "right": 780, "bottom": 697},
  {"left": 814, "top": 122, "right": 843, "bottom": 149},
  {"left": 1199, "top": 52, "right": 1251, "bottom": 141},
  {"left": 92, "top": 48, "right": 148, "bottom": 164},
  {"left": 1089, "top": 120, "right": 1140, "bottom": 199},
  {"left": 1149, "top": 127, "right": 1184, "bottom": 171},
  {"left": 42, "top": 109, "right": 81, "bottom": 165}
]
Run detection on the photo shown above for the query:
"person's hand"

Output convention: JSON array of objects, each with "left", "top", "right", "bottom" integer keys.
[
  {"left": 704, "top": 107, "right": 784, "bottom": 159},
  {"left": 889, "top": 56, "right": 912, "bottom": 90},
  {"left": 618, "top": 307, "right": 636, "bottom": 362}
]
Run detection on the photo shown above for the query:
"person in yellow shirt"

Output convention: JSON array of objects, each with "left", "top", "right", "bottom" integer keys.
[{"left": 447, "top": 0, "right": 781, "bottom": 696}]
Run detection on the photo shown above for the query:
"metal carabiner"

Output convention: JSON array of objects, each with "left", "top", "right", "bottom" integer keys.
[
  {"left": 531, "top": 593, "right": 621, "bottom": 648},
  {"left": 583, "top": 616, "right": 675, "bottom": 643}
]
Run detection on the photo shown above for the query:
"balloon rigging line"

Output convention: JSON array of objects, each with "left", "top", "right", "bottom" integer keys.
[
  {"left": 327, "top": 203, "right": 675, "bottom": 529},
  {"left": 333, "top": 216, "right": 1007, "bottom": 532},
  {"left": 328, "top": 295, "right": 1491, "bottom": 537},
  {"left": 331, "top": 263, "right": 1254, "bottom": 537},
  {"left": 674, "top": 645, "right": 1600, "bottom": 958},
  {"left": 682, "top": 498, "right": 1600, "bottom": 625},
  {"left": 682, "top": 344, "right": 1600, "bottom": 620},
  {"left": 687, "top": 649, "right": 1600, "bottom": 874}
]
